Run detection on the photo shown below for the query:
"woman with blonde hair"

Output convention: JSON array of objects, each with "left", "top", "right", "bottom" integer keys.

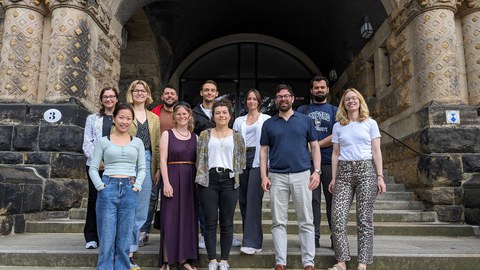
[
  {"left": 328, "top": 88, "right": 386, "bottom": 270},
  {"left": 158, "top": 102, "right": 199, "bottom": 270},
  {"left": 126, "top": 79, "right": 161, "bottom": 270}
]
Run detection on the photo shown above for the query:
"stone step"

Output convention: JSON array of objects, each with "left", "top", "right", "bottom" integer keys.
[
  {"left": 70, "top": 200, "right": 427, "bottom": 220},
  {"left": 1, "top": 233, "right": 479, "bottom": 270},
  {"left": 231, "top": 210, "right": 436, "bottom": 222},
  {"left": 25, "top": 219, "right": 476, "bottom": 237}
]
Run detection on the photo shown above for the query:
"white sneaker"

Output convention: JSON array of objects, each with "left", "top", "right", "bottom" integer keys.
[
  {"left": 231, "top": 236, "right": 242, "bottom": 247},
  {"left": 218, "top": 261, "right": 230, "bottom": 270},
  {"left": 139, "top": 232, "right": 149, "bottom": 247},
  {"left": 208, "top": 261, "right": 218, "bottom": 270},
  {"left": 85, "top": 241, "right": 97, "bottom": 249},
  {"left": 198, "top": 235, "right": 206, "bottom": 249},
  {"left": 240, "top": 246, "right": 262, "bottom": 254}
]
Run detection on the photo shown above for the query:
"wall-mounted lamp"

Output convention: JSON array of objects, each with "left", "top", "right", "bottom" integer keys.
[
  {"left": 361, "top": 16, "right": 374, "bottom": 39},
  {"left": 329, "top": 68, "right": 338, "bottom": 82}
]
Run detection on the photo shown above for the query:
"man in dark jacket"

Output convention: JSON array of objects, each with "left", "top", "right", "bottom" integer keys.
[{"left": 192, "top": 80, "right": 218, "bottom": 135}]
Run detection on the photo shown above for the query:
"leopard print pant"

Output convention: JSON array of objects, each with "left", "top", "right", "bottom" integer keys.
[{"left": 331, "top": 159, "right": 378, "bottom": 264}]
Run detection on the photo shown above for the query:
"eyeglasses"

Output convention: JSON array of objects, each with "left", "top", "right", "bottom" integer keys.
[
  {"left": 345, "top": 96, "right": 358, "bottom": 102},
  {"left": 102, "top": 95, "right": 117, "bottom": 100},
  {"left": 133, "top": 89, "right": 147, "bottom": 94},
  {"left": 275, "top": 94, "right": 292, "bottom": 100}
]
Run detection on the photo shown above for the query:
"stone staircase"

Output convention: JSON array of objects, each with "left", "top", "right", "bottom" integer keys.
[{"left": 0, "top": 173, "right": 479, "bottom": 270}]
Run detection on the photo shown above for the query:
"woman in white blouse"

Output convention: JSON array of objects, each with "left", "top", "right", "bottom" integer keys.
[{"left": 233, "top": 89, "right": 270, "bottom": 255}]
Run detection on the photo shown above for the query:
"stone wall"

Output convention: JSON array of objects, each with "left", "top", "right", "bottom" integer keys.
[
  {"left": 331, "top": 0, "right": 480, "bottom": 223},
  {"left": 0, "top": 103, "right": 88, "bottom": 235}
]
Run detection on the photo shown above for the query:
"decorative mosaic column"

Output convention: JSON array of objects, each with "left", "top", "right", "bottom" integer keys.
[
  {"left": 44, "top": 3, "right": 90, "bottom": 103},
  {"left": 45, "top": 1, "right": 119, "bottom": 111},
  {"left": 411, "top": 1, "right": 469, "bottom": 106},
  {"left": 460, "top": 0, "right": 480, "bottom": 105},
  {"left": 0, "top": 0, "right": 48, "bottom": 102}
]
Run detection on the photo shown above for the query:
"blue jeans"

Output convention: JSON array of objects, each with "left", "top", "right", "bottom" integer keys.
[
  {"left": 96, "top": 175, "right": 138, "bottom": 270},
  {"left": 131, "top": 150, "right": 153, "bottom": 253}
]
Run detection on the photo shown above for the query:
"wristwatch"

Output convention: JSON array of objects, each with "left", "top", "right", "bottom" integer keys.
[{"left": 314, "top": 169, "right": 322, "bottom": 175}]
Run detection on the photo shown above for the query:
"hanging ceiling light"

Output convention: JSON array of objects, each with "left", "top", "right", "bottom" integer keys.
[
  {"left": 329, "top": 68, "right": 338, "bottom": 82},
  {"left": 361, "top": 16, "right": 374, "bottom": 39}
]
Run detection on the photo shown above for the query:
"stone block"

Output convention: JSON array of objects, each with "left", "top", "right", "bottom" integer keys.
[
  {"left": 13, "top": 214, "right": 26, "bottom": 233},
  {"left": 27, "top": 165, "right": 50, "bottom": 178},
  {"left": 0, "top": 166, "right": 44, "bottom": 214},
  {"left": 0, "top": 104, "right": 27, "bottom": 125},
  {"left": 464, "top": 208, "right": 480, "bottom": 225},
  {"left": 428, "top": 105, "right": 480, "bottom": 126},
  {"left": 0, "top": 126, "right": 13, "bottom": 150},
  {"left": 13, "top": 125, "right": 39, "bottom": 151},
  {"left": 385, "top": 157, "right": 420, "bottom": 188},
  {"left": 50, "top": 153, "right": 86, "bottom": 179},
  {"left": 463, "top": 154, "right": 480, "bottom": 173},
  {"left": 422, "top": 128, "right": 476, "bottom": 153},
  {"left": 43, "top": 178, "right": 86, "bottom": 211},
  {"left": 431, "top": 187, "right": 458, "bottom": 205},
  {"left": 38, "top": 126, "right": 84, "bottom": 152},
  {"left": 433, "top": 205, "right": 463, "bottom": 222},
  {"left": 463, "top": 174, "right": 480, "bottom": 208},
  {"left": 383, "top": 131, "right": 422, "bottom": 164},
  {"left": 0, "top": 151, "right": 23, "bottom": 164},
  {"left": 25, "top": 152, "right": 51, "bottom": 164},
  {"left": 27, "top": 104, "right": 90, "bottom": 126},
  {"left": 0, "top": 215, "right": 13, "bottom": 235},
  {"left": 418, "top": 155, "right": 462, "bottom": 187}
]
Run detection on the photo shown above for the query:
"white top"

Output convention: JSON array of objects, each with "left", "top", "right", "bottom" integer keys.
[
  {"left": 208, "top": 135, "right": 234, "bottom": 171},
  {"left": 332, "top": 118, "right": 381, "bottom": 161},
  {"left": 233, "top": 113, "right": 271, "bottom": 168},
  {"left": 245, "top": 122, "right": 258, "bottom": 147},
  {"left": 200, "top": 104, "right": 212, "bottom": 119}
]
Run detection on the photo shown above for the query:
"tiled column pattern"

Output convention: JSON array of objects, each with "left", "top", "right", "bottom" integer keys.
[
  {"left": 44, "top": 6, "right": 90, "bottom": 103},
  {"left": 461, "top": 5, "right": 480, "bottom": 105},
  {"left": 411, "top": 8, "right": 469, "bottom": 106},
  {"left": 0, "top": 1, "right": 47, "bottom": 102}
]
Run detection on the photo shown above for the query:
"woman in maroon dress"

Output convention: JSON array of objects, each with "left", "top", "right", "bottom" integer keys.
[{"left": 158, "top": 102, "right": 198, "bottom": 270}]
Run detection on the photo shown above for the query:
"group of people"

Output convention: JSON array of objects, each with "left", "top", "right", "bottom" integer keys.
[{"left": 82, "top": 76, "right": 386, "bottom": 270}]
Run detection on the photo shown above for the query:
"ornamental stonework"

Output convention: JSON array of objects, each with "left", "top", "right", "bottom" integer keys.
[
  {"left": 462, "top": 12, "right": 480, "bottom": 104},
  {"left": 390, "top": 0, "right": 461, "bottom": 34},
  {"left": 412, "top": 9, "right": 466, "bottom": 104},
  {"left": 45, "top": 8, "right": 90, "bottom": 102},
  {"left": 48, "top": 0, "right": 110, "bottom": 33},
  {"left": 0, "top": 7, "right": 44, "bottom": 102}
]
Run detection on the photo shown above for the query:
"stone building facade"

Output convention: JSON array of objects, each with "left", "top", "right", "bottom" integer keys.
[{"left": 0, "top": 0, "right": 479, "bottom": 234}]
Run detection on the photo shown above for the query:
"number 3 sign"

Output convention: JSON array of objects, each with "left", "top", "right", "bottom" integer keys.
[{"left": 43, "top": 108, "right": 62, "bottom": 123}]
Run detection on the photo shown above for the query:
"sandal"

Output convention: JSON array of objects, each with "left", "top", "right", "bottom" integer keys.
[
  {"left": 328, "top": 264, "right": 346, "bottom": 270},
  {"left": 180, "top": 262, "right": 197, "bottom": 270}
]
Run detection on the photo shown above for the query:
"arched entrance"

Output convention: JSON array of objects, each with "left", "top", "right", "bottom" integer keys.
[{"left": 173, "top": 34, "right": 320, "bottom": 116}]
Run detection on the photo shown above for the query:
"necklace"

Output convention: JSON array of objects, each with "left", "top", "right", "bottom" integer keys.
[
  {"left": 175, "top": 128, "right": 189, "bottom": 137},
  {"left": 214, "top": 128, "right": 229, "bottom": 148}
]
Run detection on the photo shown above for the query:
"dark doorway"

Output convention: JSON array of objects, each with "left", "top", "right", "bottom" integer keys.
[{"left": 180, "top": 42, "right": 314, "bottom": 116}]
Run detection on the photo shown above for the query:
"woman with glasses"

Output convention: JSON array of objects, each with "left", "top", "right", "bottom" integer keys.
[
  {"left": 158, "top": 102, "right": 198, "bottom": 270},
  {"left": 327, "top": 88, "right": 386, "bottom": 270},
  {"left": 89, "top": 103, "right": 146, "bottom": 270},
  {"left": 196, "top": 98, "right": 246, "bottom": 270},
  {"left": 233, "top": 89, "right": 270, "bottom": 255},
  {"left": 125, "top": 80, "right": 161, "bottom": 270},
  {"left": 82, "top": 86, "right": 118, "bottom": 250}
]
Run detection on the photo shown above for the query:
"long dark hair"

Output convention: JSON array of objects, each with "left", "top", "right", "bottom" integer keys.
[
  {"left": 113, "top": 103, "right": 135, "bottom": 118},
  {"left": 99, "top": 86, "right": 119, "bottom": 116}
]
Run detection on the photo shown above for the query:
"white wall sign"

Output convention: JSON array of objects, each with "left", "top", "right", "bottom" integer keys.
[
  {"left": 43, "top": 108, "right": 62, "bottom": 123},
  {"left": 446, "top": 110, "right": 460, "bottom": 124}
]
